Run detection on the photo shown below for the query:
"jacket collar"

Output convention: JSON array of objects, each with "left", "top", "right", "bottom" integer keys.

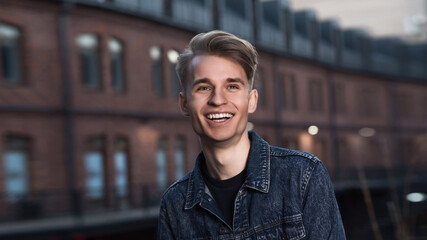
[{"left": 185, "top": 131, "right": 270, "bottom": 210}]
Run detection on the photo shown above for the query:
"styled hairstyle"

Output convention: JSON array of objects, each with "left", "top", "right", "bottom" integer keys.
[{"left": 176, "top": 30, "right": 258, "bottom": 94}]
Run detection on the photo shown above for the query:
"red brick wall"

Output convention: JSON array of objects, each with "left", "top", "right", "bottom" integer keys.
[{"left": 0, "top": 0, "right": 426, "bottom": 200}]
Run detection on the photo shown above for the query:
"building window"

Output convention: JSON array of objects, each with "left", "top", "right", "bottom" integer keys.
[
  {"left": 189, "top": 0, "right": 206, "bottom": 6},
  {"left": 0, "top": 22, "right": 22, "bottom": 84},
  {"left": 156, "top": 137, "right": 167, "bottom": 190},
  {"left": 76, "top": 34, "right": 101, "bottom": 90},
  {"left": 226, "top": 0, "right": 247, "bottom": 19},
  {"left": 262, "top": 0, "right": 280, "bottom": 28},
  {"left": 114, "top": 137, "right": 129, "bottom": 198},
  {"left": 2, "top": 135, "right": 30, "bottom": 202},
  {"left": 308, "top": 79, "right": 324, "bottom": 113},
  {"left": 84, "top": 136, "right": 105, "bottom": 199},
  {"left": 344, "top": 33, "right": 357, "bottom": 50},
  {"left": 357, "top": 87, "right": 379, "bottom": 117},
  {"left": 254, "top": 68, "right": 265, "bottom": 107},
  {"left": 174, "top": 136, "right": 186, "bottom": 180},
  {"left": 335, "top": 83, "right": 346, "bottom": 114},
  {"left": 320, "top": 23, "right": 334, "bottom": 45},
  {"left": 279, "top": 74, "right": 297, "bottom": 110},
  {"left": 109, "top": 38, "right": 125, "bottom": 92},
  {"left": 167, "top": 49, "right": 180, "bottom": 97},
  {"left": 150, "top": 46, "right": 163, "bottom": 96},
  {"left": 294, "top": 12, "right": 314, "bottom": 37}
]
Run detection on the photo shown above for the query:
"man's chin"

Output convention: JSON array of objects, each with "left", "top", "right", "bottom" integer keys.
[{"left": 198, "top": 130, "right": 247, "bottom": 145}]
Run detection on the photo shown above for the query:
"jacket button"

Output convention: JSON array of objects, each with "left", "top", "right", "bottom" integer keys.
[{"left": 218, "top": 227, "right": 227, "bottom": 234}]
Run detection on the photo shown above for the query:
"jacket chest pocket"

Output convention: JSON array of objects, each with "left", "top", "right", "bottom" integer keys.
[
  {"left": 283, "top": 213, "right": 306, "bottom": 240},
  {"left": 254, "top": 214, "right": 305, "bottom": 240}
]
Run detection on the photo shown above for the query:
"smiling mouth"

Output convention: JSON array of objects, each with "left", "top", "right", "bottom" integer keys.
[{"left": 206, "top": 113, "right": 234, "bottom": 122}]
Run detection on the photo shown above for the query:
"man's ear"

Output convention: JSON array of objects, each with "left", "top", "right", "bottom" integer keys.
[
  {"left": 179, "top": 92, "right": 190, "bottom": 116},
  {"left": 248, "top": 89, "right": 258, "bottom": 114}
]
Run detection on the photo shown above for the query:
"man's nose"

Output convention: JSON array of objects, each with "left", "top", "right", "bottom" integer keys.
[{"left": 208, "top": 88, "right": 227, "bottom": 106}]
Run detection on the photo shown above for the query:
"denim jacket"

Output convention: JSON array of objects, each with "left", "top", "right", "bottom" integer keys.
[{"left": 158, "top": 131, "right": 346, "bottom": 239}]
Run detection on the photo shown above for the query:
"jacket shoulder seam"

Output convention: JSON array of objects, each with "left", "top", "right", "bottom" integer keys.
[
  {"left": 269, "top": 146, "right": 320, "bottom": 163},
  {"left": 161, "top": 172, "right": 191, "bottom": 198}
]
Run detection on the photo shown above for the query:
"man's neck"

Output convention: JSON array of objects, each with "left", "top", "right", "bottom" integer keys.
[{"left": 200, "top": 131, "right": 251, "bottom": 181}]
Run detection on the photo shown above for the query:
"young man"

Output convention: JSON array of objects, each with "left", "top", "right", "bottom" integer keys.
[{"left": 158, "top": 30, "right": 346, "bottom": 239}]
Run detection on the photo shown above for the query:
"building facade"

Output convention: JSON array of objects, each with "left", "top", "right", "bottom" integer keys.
[{"left": 0, "top": 0, "right": 426, "bottom": 239}]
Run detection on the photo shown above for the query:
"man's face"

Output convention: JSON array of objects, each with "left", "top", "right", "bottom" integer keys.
[{"left": 180, "top": 55, "right": 258, "bottom": 143}]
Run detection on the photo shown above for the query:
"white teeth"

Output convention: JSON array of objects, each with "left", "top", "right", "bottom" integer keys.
[{"left": 207, "top": 113, "right": 233, "bottom": 120}]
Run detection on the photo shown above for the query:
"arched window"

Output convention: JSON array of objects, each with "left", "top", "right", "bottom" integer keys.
[
  {"left": 0, "top": 22, "right": 22, "bottom": 84},
  {"left": 150, "top": 46, "right": 163, "bottom": 96},
  {"left": 76, "top": 34, "right": 100, "bottom": 89},
  {"left": 109, "top": 38, "right": 125, "bottom": 92},
  {"left": 174, "top": 136, "right": 186, "bottom": 180},
  {"left": 156, "top": 137, "right": 167, "bottom": 190},
  {"left": 226, "top": 0, "right": 247, "bottom": 19},
  {"left": 167, "top": 49, "right": 180, "bottom": 96},
  {"left": 84, "top": 136, "right": 105, "bottom": 199},
  {"left": 3, "top": 135, "right": 30, "bottom": 202},
  {"left": 114, "top": 137, "right": 129, "bottom": 198}
]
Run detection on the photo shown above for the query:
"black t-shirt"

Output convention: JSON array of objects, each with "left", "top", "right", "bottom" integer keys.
[{"left": 201, "top": 158, "right": 247, "bottom": 227}]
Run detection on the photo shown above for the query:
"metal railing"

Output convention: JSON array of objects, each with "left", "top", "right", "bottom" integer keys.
[{"left": 0, "top": 183, "right": 164, "bottom": 222}]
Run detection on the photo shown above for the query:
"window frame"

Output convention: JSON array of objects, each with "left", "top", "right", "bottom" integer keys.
[
  {"left": 0, "top": 21, "right": 25, "bottom": 86},
  {"left": 109, "top": 36, "right": 126, "bottom": 93},
  {"left": 83, "top": 136, "right": 106, "bottom": 200},
  {"left": 113, "top": 136, "right": 130, "bottom": 199},
  {"left": 76, "top": 33, "right": 102, "bottom": 91},
  {"left": 156, "top": 136, "right": 168, "bottom": 190},
  {"left": 2, "top": 135, "right": 32, "bottom": 202},
  {"left": 174, "top": 135, "right": 186, "bottom": 180},
  {"left": 150, "top": 46, "right": 164, "bottom": 97}
]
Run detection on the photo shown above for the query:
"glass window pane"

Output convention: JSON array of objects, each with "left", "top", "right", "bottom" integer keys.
[
  {"left": 168, "top": 49, "right": 180, "bottom": 96},
  {"left": 226, "top": 0, "right": 246, "bottom": 19},
  {"left": 84, "top": 152, "right": 104, "bottom": 199},
  {"left": 3, "top": 151, "right": 28, "bottom": 202},
  {"left": 262, "top": 1, "right": 279, "bottom": 28},
  {"left": 151, "top": 46, "right": 163, "bottom": 96},
  {"left": 174, "top": 137, "right": 185, "bottom": 180},
  {"left": 114, "top": 151, "right": 128, "bottom": 197},
  {"left": 0, "top": 23, "right": 22, "bottom": 83},
  {"left": 156, "top": 138, "right": 167, "bottom": 190},
  {"left": 1, "top": 40, "right": 21, "bottom": 81},
  {"left": 109, "top": 38, "right": 124, "bottom": 92},
  {"left": 0, "top": 23, "right": 20, "bottom": 39},
  {"left": 76, "top": 34, "right": 100, "bottom": 89}
]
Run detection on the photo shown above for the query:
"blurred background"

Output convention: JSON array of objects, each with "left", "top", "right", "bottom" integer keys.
[{"left": 0, "top": 0, "right": 426, "bottom": 239}]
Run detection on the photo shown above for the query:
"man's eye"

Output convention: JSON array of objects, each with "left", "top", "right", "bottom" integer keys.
[
  {"left": 228, "top": 85, "right": 239, "bottom": 90},
  {"left": 197, "top": 86, "right": 210, "bottom": 91}
]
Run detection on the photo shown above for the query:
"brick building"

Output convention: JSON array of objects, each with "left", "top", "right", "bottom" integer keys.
[{"left": 0, "top": 0, "right": 426, "bottom": 239}]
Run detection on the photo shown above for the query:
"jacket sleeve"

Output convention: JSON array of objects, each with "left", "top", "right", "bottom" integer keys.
[
  {"left": 157, "top": 201, "right": 175, "bottom": 240},
  {"left": 302, "top": 161, "right": 346, "bottom": 239}
]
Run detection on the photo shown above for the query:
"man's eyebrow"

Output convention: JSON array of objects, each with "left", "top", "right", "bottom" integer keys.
[
  {"left": 191, "top": 78, "right": 211, "bottom": 88},
  {"left": 226, "top": 78, "right": 246, "bottom": 85},
  {"left": 191, "top": 78, "right": 246, "bottom": 88}
]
